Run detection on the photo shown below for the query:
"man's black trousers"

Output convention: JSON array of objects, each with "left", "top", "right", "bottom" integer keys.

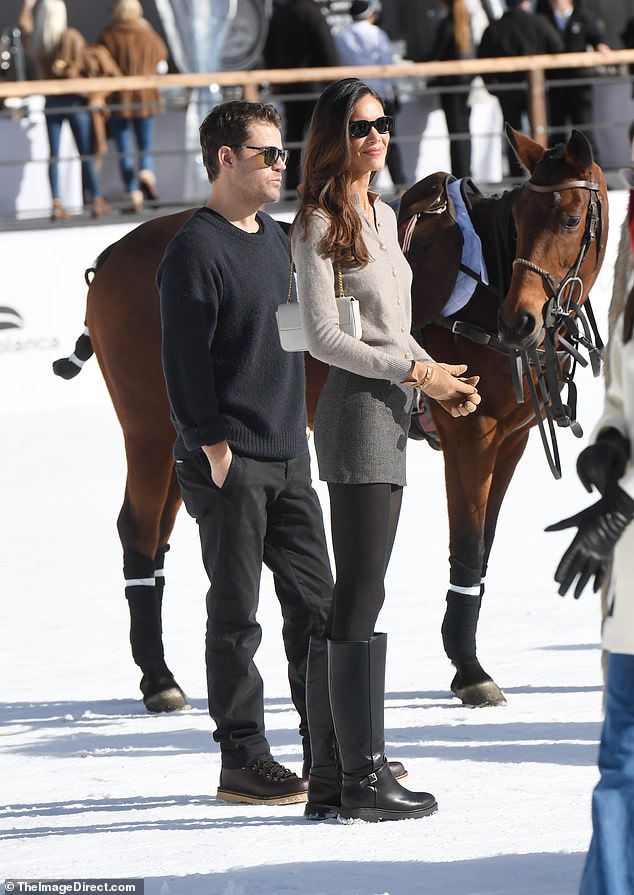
[{"left": 176, "top": 451, "right": 333, "bottom": 769}]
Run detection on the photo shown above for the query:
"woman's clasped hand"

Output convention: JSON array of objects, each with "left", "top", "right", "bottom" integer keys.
[{"left": 405, "top": 360, "right": 481, "bottom": 417}]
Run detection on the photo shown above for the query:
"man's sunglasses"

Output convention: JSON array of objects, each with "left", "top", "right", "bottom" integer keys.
[
  {"left": 348, "top": 116, "right": 394, "bottom": 139},
  {"left": 234, "top": 145, "right": 290, "bottom": 166}
]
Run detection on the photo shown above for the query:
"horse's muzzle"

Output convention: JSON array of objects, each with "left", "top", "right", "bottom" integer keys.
[{"left": 497, "top": 308, "right": 544, "bottom": 351}]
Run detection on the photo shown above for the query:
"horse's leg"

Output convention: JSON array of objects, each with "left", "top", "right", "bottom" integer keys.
[
  {"left": 436, "top": 415, "right": 508, "bottom": 706},
  {"left": 118, "top": 435, "right": 188, "bottom": 713},
  {"left": 481, "top": 428, "right": 531, "bottom": 580},
  {"left": 450, "top": 427, "right": 531, "bottom": 707},
  {"left": 154, "top": 465, "right": 184, "bottom": 664}
]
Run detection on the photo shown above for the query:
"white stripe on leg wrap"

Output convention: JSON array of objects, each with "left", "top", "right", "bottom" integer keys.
[{"left": 448, "top": 583, "right": 482, "bottom": 596}]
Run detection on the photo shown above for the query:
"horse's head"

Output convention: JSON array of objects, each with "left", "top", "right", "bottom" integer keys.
[{"left": 497, "top": 126, "right": 608, "bottom": 351}]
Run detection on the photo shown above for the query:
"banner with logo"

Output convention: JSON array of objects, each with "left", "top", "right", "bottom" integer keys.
[{"left": 1, "top": 223, "right": 137, "bottom": 414}]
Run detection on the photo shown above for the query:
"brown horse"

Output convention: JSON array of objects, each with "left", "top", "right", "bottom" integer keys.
[
  {"left": 54, "top": 126, "right": 607, "bottom": 711},
  {"left": 398, "top": 126, "right": 607, "bottom": 705}
]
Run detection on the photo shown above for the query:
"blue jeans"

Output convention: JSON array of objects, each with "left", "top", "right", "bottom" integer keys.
[
  {"left": 45, "top": 94, "right": 101, "bottom": 203},
  {"left": 580, "top": 652, "right": 634, "bottom": 895},
  {"left": 108, "top": 115, "right": 155, "bottom": 192}
]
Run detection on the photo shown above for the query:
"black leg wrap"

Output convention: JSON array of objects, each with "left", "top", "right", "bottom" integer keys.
[
  {"left": 442, "top": 585, "right": 507, "bottom": 706},
  {"left": 441, "top": 589, "right": 482, "bottom": 661},
  {"left": 124, "top": 547, "right": 188, "bottom": 712},
  {"left": 448, "top": 556, "right": 482, "bottom": 589},
  {"left": 154, "top": 544, "right": 170, "bottom": 629},
  {"left": 124, "top": 548, "right": 164, "bottom": 668}
]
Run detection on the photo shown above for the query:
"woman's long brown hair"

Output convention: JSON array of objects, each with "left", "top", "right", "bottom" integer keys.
[{"left": 294, "top": 78, "right": 383, "bottom": 269}]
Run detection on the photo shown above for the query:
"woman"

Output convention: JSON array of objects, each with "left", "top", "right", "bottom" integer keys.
[
  {"left": 98, "top": 0, "right": 168, "bottom": 212},
  {"left": 291, "top": 77, "right": 480, "bottom": 822},
  {"left": 28, "top": 0, "right": 109, "bottom": 220}
]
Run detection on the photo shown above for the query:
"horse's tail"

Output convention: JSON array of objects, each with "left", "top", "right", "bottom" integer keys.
[
  {"left": 52, "top": 325, "right": 94, "bottom": 380},
  {"left": 52, "top": 242, "right": 117, "bottom": 380}
]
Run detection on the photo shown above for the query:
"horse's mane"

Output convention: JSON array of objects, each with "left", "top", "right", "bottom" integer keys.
[{"left": 480, "top": 186, "right": 518, "bottom": 300}]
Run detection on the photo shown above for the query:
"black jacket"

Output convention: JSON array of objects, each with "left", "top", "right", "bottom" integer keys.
[
  {"left": 478, "top": 8, "right": 564, "bottom": 90},
  {"left": 426, "top": 13, "right": 473, "bottom": 87},
  {"left": 536, "top": 0, "right": 608, "bottom": 79},
  {"left": 264, "top": 0, "right": 338, "bottom": 93}
]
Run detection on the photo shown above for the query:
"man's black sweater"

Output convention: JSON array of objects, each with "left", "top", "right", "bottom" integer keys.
[{"left": 158, "top": 207, "right": 308, "bottom": 462}]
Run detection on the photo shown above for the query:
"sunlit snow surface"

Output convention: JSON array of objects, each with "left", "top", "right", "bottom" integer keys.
[{"left": 1, "top": 192, "right": 628, "bottom": 895}]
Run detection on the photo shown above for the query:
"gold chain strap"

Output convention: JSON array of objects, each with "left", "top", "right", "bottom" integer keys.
[
  {"left": 287, "top": 260, "right": 295, "bottom": 304},
  {"left": 287, "top": 259, "right": 345, "bottom": 302},
  {"left": 336, "top": 264, "right": 344, "bottom": 298}
]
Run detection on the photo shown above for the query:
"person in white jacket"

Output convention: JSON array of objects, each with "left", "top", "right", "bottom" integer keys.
[{"left": 547, "top": 250, "right": 634, "bottom": 893}]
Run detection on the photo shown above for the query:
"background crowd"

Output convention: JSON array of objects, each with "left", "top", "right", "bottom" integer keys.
[{"left": 2, "top": 0, "right": 634, "bottom": 219}]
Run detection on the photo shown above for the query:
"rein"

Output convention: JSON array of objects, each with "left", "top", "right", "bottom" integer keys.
[{"left": 510, "top": 176, "right": 604, "bottom": 478}]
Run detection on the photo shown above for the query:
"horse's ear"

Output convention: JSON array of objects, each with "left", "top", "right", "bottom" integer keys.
[
  {"left": 566, "top": 130, "right": 594, "bottom": 170},
  {"left": 504, "top": 123, "right": 545, "bottom": 175}
]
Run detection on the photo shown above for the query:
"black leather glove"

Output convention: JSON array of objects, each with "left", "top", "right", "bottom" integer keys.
[
  {"left": 576, "top": 427, "right": 630, "bottom": 495},
  {"left": 545, "top": 484, "right": 634, "bottom": 598}
]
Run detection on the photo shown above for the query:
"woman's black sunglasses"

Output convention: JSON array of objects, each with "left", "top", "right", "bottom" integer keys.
[
  {"left": 234, "top": 145, "right": 290, "bottom": 166},
  {"left": 348, "top": 116, "right": 394, "bottom": 139}
]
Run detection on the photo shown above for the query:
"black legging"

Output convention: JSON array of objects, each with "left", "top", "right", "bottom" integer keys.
[{"left": 326, "top": 482, "right": 404, "bottom": 642}]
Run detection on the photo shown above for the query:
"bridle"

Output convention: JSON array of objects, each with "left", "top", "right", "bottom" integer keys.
[
  {"left": 513, "top": 177, "right": 604, "bottom": 307},
  {"left": 509, "top": 175, "right": 606, "bottom": 478}
]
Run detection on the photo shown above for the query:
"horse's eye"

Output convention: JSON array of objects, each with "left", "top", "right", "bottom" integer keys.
[{"left": 563, "top": 215, "right": 581, "bottom": 230}]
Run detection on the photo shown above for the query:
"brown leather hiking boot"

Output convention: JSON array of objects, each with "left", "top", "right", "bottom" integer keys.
[{"left": 217, "top": 758, "right": 308, "bottom": 805}]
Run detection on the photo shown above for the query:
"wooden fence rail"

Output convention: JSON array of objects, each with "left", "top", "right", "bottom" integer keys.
[{"left": 2, "top": 49, "right": 634, "bottom": 147}]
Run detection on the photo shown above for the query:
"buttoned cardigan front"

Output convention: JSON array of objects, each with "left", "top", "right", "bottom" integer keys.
[{"left": 290, "top": 194, "right": 432, "bottom": 383}]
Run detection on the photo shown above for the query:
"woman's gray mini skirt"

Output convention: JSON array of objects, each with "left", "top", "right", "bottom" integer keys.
[{"left": 314, "top": 366, "right": 413, "bottom": 486}]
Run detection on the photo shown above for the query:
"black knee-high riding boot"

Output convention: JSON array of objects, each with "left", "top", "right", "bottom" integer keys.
[
  {"left": 304, "top": 636, "right": 409, "bottom": 820},
  {"left": 304, "top": 636, "right": 340, "bottom": 819},
  {"left": 328, "top": 633, "right": 437, "bottom": 822}
]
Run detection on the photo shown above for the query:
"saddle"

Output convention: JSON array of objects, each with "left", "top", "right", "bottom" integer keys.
[{"left": 397, "top": 172, "right": 484, "bottom": 328}]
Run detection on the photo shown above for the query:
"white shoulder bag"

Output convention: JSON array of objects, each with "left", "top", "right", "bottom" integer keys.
[{"left": 276, "top": 261, "right": 362, "bottom": 352}]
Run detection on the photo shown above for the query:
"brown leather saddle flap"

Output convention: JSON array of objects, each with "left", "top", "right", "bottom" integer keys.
[
  {"left": 397, "top": 172, "right": 465, "bottom": 329},
  {"left": 398, "top": 171, "right": 457, "bottom": 225}
]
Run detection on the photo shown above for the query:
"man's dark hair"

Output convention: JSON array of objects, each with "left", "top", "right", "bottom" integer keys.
[{"left": 199, "top": 101, "right": 283, "bottom": 182}]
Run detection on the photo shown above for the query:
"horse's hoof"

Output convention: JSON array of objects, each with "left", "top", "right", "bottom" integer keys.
[
  {"left": 144, "top": 686, "right": 191, "bottom": 713},
  {"left": 452, "top": 678, "right": 507, "bottom": 707},
  {"left": 450, "top": 657, "right": 507, "bottom": 707},
  {"left": 140, "top": 664, "right": 191, "bottom": 713}
]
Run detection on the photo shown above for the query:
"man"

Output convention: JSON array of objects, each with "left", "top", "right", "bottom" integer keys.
[
  {"left": 478, "top": 0, "right": 563, "bottom": 177},
  {"left": 263, "top": 0, "right": 339, "bottom": 193},
  {"left": 537, "top": 0, "right": 609, "bottom": 161},
  {"left": 157, "top": 101, "right": 333, "bottom": 805}
]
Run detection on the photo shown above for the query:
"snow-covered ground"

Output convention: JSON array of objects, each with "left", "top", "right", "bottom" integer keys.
[{"left": 0, "top": 192, "right": 629, "bottom": 895}]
